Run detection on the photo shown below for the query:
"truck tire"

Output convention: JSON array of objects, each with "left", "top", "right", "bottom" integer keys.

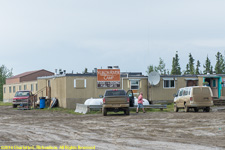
[
  {"left": 103, "top": 108, "right": 107, "bottom": 116},
  {"left": 205, "top": 107, "right": 210, "bottom": 112},
  {"left": 194, "top": 108, "right": 199, "bottom": 112},
  {"left": 125, "top": 108, "right": 130, "bottom": 115},
  {"left": 184, "top": 104, "right": 189, "bottom": 112},
  {"left": 174, "top": 104, "right": 179, "bottom": 112},
  {"left": 12, "top": 104, "right": 17, "bottom": 108}
]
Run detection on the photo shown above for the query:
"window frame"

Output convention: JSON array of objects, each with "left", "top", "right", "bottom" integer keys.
[
  {"left": 9, "top": 87, "right": 12, "bottom": 93},
  {"left": 178, "top": 89, "right": 183, "bottom": 97},
  {"left": 130, "top": 79, "right": 140, "bottom": 90},
  {"left": 31, "top": 84, "right": 33, "bottom": 91},
  {"left": 163, "top": 78, "right": 175, "bottom": 89},
  {"left": 74, "top": 79, "right": 87, "bottom": 88}
]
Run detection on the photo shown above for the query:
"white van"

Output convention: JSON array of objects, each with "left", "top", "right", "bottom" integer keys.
[{"left": 174, "top": 86, "right": 213, "bottom": 112}]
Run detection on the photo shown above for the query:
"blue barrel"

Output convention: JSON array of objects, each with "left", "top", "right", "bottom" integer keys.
[{"left": 39, "top": 97, "right": 46, "bottom": 109}]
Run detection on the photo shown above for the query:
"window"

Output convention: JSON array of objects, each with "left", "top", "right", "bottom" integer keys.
[
  {"left": 13, "top": 86, "right": 16, "bottom": 93},
  {"left": 15, "top": 91, "right": 30, "bottom": 97},
  {"left": 19, "top": 86, "right": 21, "bottom": 91},
  {"left": 4, "top": 87, "right": 6, "bottom": 93},
  {"left": 36, "top": 84, "right": 38, "bottom": 91},
  {"left": 24, "top": 85, "right": 27, "bottom": 90},
  {"left": 130, "top": 80, "right": 139, "bottom": 90},
  {"left": 74, "top": 79, "right": 86, "bottom": 88},
  {"left": 48, "top": 80, "right": 51, "bottom": 87},
  {"left": 105, "top": 90, "right": 126, "bottom": 96},
  {"left": 213, "top": 80, "right": 216, "bottom": 87},
  {"left": 31, "top": 84, "right": 33, "bottom": 91},
  {"left": 178, "top": 89, "right": 183, "bottom": 96},
  {"left": 183, "top": 89, "right": 189, "bottom": 96},
  {"left": 9, "top": 87, "right": 12, "bottom": 93},
  {"left": 163, "top": 79, "right": 175, "bottom": 88}
]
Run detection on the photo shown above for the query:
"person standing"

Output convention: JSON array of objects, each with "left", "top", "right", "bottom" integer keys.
[{"left": 136, "top": 92, "right": 145, "bottom": 113}]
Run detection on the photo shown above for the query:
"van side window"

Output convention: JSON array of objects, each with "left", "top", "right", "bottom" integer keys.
[
  {"left": 183, "top": 89, "right": 189, "bottom": 96},
  {"left": 179, "top": 90, "right": 183, "bottom": 96}
]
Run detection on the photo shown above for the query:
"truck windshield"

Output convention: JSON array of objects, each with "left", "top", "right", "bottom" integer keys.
[
  {"left": 105, "top": 90, "right": 126, "bottom": 96},
  {"left": 15, "top": 91, "right": 30, "bottom": 97}
]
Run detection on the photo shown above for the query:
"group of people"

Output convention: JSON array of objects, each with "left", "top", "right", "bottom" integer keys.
[{"left": 136, "top": 92, "right": 145, "bottom": 113}]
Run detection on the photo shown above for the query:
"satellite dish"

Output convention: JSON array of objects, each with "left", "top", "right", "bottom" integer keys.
[{"left": 148, "top": 71, "right": 160, "bottom": 85}]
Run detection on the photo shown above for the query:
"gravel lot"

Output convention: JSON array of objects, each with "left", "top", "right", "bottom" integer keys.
[{"left": 0, "top": 106, "right": 225, "bottom": 150}]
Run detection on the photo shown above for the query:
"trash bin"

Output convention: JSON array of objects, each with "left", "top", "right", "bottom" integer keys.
[{"left": 39, "top": 97, "right": 46, "bottom": 109}]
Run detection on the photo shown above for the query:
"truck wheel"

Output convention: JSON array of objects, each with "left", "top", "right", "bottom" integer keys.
[
  {"left": 194, "top": 108, "right": 199, "bottom": 112},
  {"left": 12, "top": 104, "right": 17, "bottom": 108},
  {"left": 184, "top": 104, "right": 189, "bottom": 112},
  {"left": 103, "top": 108, "right": 107, "bottom": 116},
  {"left": 205, "top": 107, "right": 210, "bottom": 112},
  {"left": 125, "top": 108, "right": 130, "bottom": 115},
  {"left": 174, "top": 104, "right": 179, "bottom": 112}
]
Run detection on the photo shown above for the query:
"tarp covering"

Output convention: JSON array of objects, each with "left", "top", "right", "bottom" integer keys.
[
  {"left": 84, "top": 97, "right": 150, "bottom": 106},
  {"left": 84, "top": 98, "right": 103, "bottom": 105}
]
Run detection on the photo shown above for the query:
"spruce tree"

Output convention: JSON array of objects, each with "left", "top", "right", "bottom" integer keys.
[
  {"left": 184, "top": 64, "right": 190, "bottom": 74},
  {"left": 195, "top": 60, "right": 201, "bottom": 75},
  {"left": 188, "top": 53, "right": 195, "bottom": 74},
  {"left": 215, "top": 52, "right": 225, "bottom": 74},
  {"left": 203, "top": 55, "right": 213, "bottom": 74},
  {"left": 171, "top": 51, "right": 181, "bottom": 75}
]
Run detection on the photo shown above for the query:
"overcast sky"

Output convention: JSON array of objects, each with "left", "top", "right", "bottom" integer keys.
[{"left": 1, "top": 0, "right": 225, "bottom": 76}]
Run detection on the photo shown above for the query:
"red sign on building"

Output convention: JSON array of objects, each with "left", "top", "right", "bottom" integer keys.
[{"left": 97, "top": 69, "right": 120, "bottom": 87}]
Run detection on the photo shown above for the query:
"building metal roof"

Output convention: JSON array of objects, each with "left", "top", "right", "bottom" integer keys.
[
  {"left": 7, "top": 69, "right": 53, "bottom": 80},
  {"left": 37, "top": 72, "right": 225, "bottom": 80},
  {"left": 38, "top": 72, "right": 146, "bottom": 80}
]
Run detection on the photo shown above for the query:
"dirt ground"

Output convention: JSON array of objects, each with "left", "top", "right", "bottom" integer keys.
[{"left": 0, "top": 106, "right": 225, "bottom": 150}]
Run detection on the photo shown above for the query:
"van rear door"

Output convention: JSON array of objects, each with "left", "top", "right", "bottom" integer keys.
[{"left": 192, "top": 87, "right": 212, "bottom": 104}]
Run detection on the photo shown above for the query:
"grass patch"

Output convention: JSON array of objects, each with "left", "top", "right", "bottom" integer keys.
[
  {"left": 0, "top": 101, "right": 12, "bottom": 106},
  {"left": 11, "top": 103, "right": 175, "bottom": 115},
  {"left": 35, "top": 107, "right": 83, "bottom": 115}
]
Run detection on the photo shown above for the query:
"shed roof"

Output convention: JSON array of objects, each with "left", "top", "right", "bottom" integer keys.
[{"left": 7, "top": 69, "right": 52, "bottom": 80}]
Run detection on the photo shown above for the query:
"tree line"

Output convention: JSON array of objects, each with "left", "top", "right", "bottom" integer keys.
[
  {"left": 147, "top": 51, "right": 225, "bottom": 75},
  {"left": 0, "top": 65, "right": 13, "bottom": 101}
]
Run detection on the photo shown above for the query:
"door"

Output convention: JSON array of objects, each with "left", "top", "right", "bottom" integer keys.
[
  {"left": 127, "top": 90, "right": 134, "bottom": 107},
  {"left": 176, "top": 89, "right": 184, "bottom": 107},
  {"left": 211, "top": 79, "right": 218, "bottom": 97}
]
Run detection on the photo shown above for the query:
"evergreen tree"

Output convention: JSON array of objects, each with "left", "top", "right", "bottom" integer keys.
[
  {"left": 203, "top": 55, "right": 213, "bottom": 74},
  {"left": 184, "top": 64, "right": 190, "bottom": 74},
  {"left": 195, "top": 60, "right": 201, "bottom": 75},
  {"left": 187, "top": 53, "right": 195, "bottom": 74},
  {"left": 83, "top": 68, "right": 88, "bottom": 74},
  {"left": 0, "top": 65, "right": 13, "bottom": 101},
  {"left": 171, "top": 51, "right": 181, "bottom": 75},
  {"left": 215, "top": 52, "right": 225, "bottom": 74},
  {"left": 211, "top": 66, "right": 214, "bottom": 74}
]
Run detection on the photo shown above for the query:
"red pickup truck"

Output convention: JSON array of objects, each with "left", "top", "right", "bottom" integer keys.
[{"left": 12, "top": 90, "right": 33, "bottom": 108}]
